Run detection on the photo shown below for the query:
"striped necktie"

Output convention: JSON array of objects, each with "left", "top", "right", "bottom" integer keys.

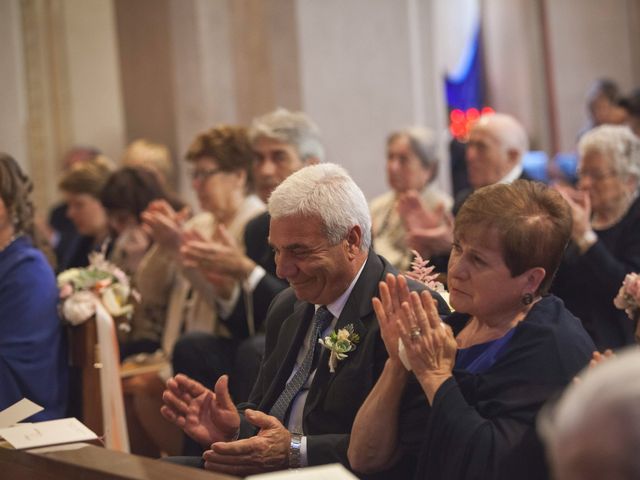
[{"left": 269, "top": 306, "right": 333, "bottom": 423}]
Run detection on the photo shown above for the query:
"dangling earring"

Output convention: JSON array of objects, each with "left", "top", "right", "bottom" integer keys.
[{"left": 522, "top": 293, "right": 534, "bottom": 305}]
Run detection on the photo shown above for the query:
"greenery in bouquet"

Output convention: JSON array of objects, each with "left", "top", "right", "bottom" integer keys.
[
  {"left": 614, "top": 273, "right": 640, "bottom": 321},
  {"left": 57, "top": 250, "right": 139, "bottom": 326}
]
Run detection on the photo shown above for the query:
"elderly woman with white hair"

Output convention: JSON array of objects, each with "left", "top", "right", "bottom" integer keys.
[
  {"left": 553, "top": 125, "right": 640, "bottom": 349},
  {"left": 370, "top": 127, "right": 452, "bottom": 271}
]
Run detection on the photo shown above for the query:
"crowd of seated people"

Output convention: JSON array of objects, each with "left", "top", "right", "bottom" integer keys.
[{"left": 2, "top": 80, "right": 640, "bottom": 480}]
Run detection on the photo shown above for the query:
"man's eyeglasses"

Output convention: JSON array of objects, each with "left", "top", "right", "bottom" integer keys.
[{"left": 190, "top": 167, "right": 224, "bottom": 181}]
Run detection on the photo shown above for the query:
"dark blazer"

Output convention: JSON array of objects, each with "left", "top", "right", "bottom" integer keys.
[
  {"left": 237, "top": 249, "right": 450, "bottom": 473},
  {"left": 552, "top": 194, "right": 640, "bottom": 349},
  {"left": 222, "top": 212, "right": 288, "bottom": 338},
  {"left": 413, "top": 295, "right": 594, "bottom": 480}
]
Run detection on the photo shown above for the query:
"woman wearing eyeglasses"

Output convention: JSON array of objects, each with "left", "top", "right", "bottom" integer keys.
[
  {"left": 128, "top": 126, "right": 264, "bottom": 456},
  {"left": 553, "top": 125, "right": 640, "bottom": 350}
]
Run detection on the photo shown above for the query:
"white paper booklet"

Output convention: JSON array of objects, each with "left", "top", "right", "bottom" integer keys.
[
  {"left": 0, "top": 398, "right": 43, "bottom": 428},
  {"left": 246, "top": 464, "right": 359, "bottom": 480},
  {"left": 0, "top": 417, "right": 98, "bottom": 450}
]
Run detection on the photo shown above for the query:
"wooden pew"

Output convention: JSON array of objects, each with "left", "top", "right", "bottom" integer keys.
[
  {"left": 0, "top": 443, "right": 239, "bottom": 480},
  {"left": 68, "top": 318, "right": 104, "bottom": 436}
]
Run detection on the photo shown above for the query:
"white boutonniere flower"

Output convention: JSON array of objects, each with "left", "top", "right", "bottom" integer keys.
[{"left": 318, "top": 324, "right": 360, "bottom": 373}]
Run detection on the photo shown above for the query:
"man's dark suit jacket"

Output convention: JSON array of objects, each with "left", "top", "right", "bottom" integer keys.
[
  {"left": 223, "top": 212, "right": 288, "bottom": 337},
  {"left": 237, "top": 249, "right": 450, "bottom": 474}
]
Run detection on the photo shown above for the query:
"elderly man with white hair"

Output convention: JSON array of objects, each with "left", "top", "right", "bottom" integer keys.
[
  {"left": 161, "top": 163, "right": 449, "bottom": 477},
  {"left": 540, "top": 347, "right": 640, "bottom": 480},
  {"left": 403, "top": 113, "right": 533, "bottom": 271}
]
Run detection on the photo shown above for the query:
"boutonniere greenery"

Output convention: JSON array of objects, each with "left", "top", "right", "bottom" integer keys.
[{"left": 318, "top": 324, "right": 360, "bottom": 373}]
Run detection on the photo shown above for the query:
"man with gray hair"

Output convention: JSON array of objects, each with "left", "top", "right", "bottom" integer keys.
[
  {"left": 539, "top": 348, "right": 640, "bottom": 480},
  {"left": 175, "top": 108, "right": 324, "bottom": 406},
  {"left": 405, "top": 113, "right": 533, "bottom": 269},
  {"left": 162, "top": 163, "right": 449, "bottom": 476}
]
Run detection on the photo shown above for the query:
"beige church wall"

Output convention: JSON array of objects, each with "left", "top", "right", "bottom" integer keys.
[
  {"left": 2, "top": 0, "right": 640, "bottom": 211},
  {"left": 0, "top": 0, "right": 28, "bottom": 172},
  {"left": 114, "top": 0, "right": 177, "bottom": 170},
  {"left": 296, "top": 0, "right": 471, "bottom": 200},
  {"left": 482, "top": 0, "right": 550, "bottom": 151},
  {"left": 0, "top": 0, "right": 125, "bottom": 212},
  {"left": 114, "top": 0, "right": 301, "bottom": 208},
  {"left": 482, "top": 0, "right": 640, "bottom": 156},
  {"left": 64, "top": 0, "right": 125, "bottom": 161},
  {"left": 167, "top": 0, "right": 238, "bottom": 202},
  {"left": 546, "top": 0, "right": 639, "bottom": 153}
]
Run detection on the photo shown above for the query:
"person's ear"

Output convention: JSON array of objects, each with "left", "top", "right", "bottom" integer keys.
[
  {"left": 506, "top": 148, "right": 521, "bottom": 167},
  {"left": 345, "top": 225, "right": 363, "bottom": 257},
  {"left": 521, "top": 266, "right": 546, "bottom": 296}
]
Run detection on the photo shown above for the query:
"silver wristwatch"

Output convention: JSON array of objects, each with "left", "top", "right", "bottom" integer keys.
[{"left": 289, "top": 433, "right": 303, "bottom": 468}]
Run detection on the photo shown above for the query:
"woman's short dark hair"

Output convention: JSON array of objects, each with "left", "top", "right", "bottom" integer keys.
[
  {"left": 100, "top": 166, "right": 171, "bottom": 221},
  {"left": 455, "top": 180, "right": 572, "bottom": 294},
  {"left": 0, "top": 153, "right": 35, "bottom": 239},
  {"left": 58, "top": 155, "right": 115, "bottom": 197},
  {"left": 185, "top": 125, "right": 254, "bottom": 190}
]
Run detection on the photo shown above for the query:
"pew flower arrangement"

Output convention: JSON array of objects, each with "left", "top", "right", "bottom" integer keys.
[
  {"left": 57, "top": 250, "right": 139, "bottom": 326},
  {"left": 614, "top": 272, "right": 640, "bottom": 321}
]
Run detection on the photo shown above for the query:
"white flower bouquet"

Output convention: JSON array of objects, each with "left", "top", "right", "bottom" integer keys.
[{"left": 57, "top": 251, "right": 139, "bottom": 326}]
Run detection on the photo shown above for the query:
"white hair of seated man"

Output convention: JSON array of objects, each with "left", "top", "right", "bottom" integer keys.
[
  {"left": 539, "top": 347, "right": 640, "bottom": 480},
  {"left": 268, "top": 162, "right": 372, "bottom": 250}
]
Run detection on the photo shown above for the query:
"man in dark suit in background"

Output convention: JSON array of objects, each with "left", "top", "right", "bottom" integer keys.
[
  {"left": 162, "top": 163, "right": 449, "bottom": 476},
  {"left": 452, "top": 112, "right": 532, "bottom": 212},
  {"left": 176, "top": 108, "right": 325, "bottom": 404},
  {"left": 401, "top": 112, "right": 533, "bottom": 273}
]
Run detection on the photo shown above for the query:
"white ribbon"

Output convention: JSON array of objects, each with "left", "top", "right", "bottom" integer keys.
[{"left": 94, "top": 302, "right": 130, "bottom": 452}]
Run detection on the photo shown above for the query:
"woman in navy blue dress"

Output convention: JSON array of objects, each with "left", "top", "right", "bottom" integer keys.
[
  {"left": 0, "top": 153, "right": 68, "bottom": 420},
  {"left": 348, "top": 180, "right": 595, "bottom": 480}
]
